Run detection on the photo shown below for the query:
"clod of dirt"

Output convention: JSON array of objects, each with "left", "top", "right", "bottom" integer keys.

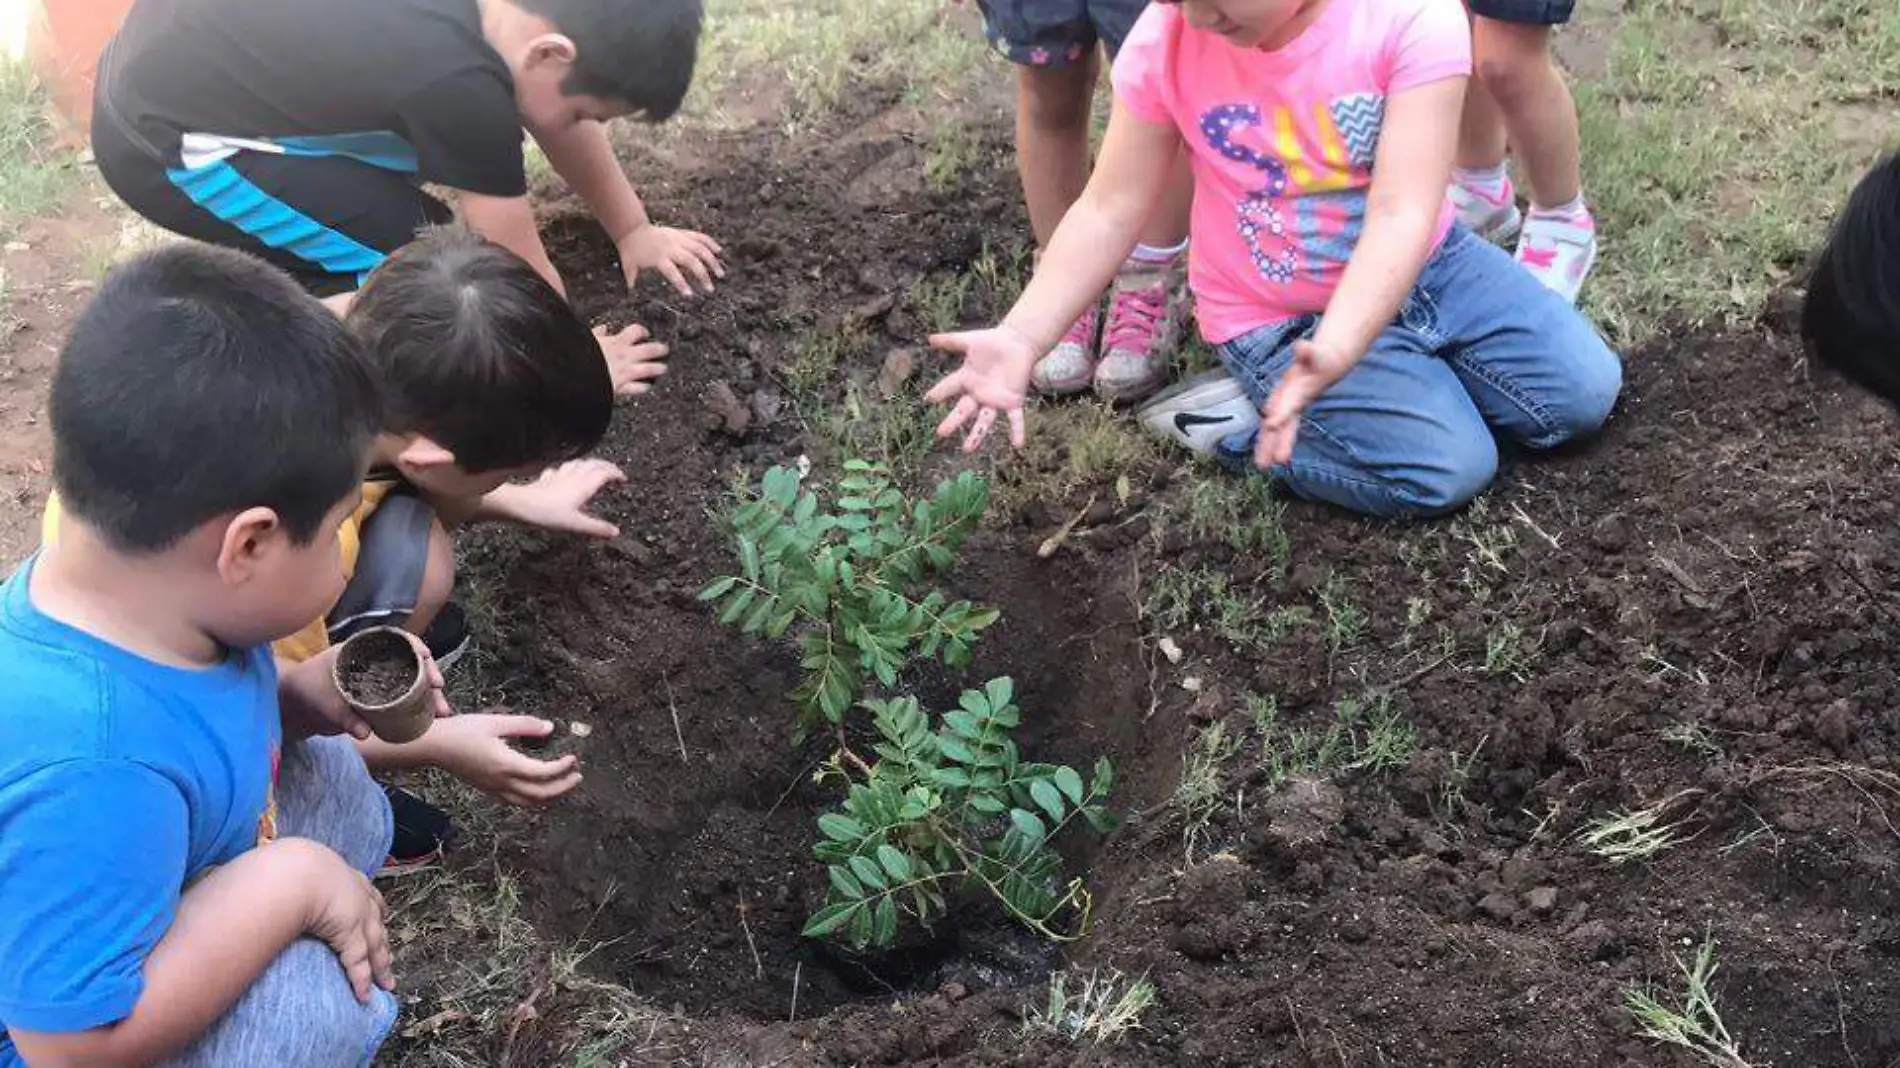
[
  {"left": 1589, "top": 512, "right": 1632, "bottom": 553},
  {"left": 702, "top": 380, "right": 751, "bottom": 437},
  {"left": 875, "top": 348, "right": 916, "bottom": 397},
  {"left": 1526, "top": 886, "right": 1560, "bottom": 916},
  {"left": 1249, "top": 776, "right": 1345, "bottom": 863},
  {"left": 1171, "top": 853, "right": 1258, "bottom": 961},
  {"left": 849, "top": 292, "right": 896, "bottom": 324},
  {"left": 1477, "top": 891, "right": 1518, "bottom": 923},
  {"left": 339, "top": 635, "right": 417, "bottom": 706}
]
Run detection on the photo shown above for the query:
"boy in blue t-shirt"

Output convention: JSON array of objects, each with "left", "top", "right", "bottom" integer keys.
[{"left": 0, "top": 244, "right": 442, "bottom": 1067}]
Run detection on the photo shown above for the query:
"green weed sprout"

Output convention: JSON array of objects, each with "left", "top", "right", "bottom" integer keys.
[
  {"left": 1022, "top": 968, "right": 1157, "bottom": 1045},
  {"left": 1623, "top": 933, "right": 1754, "bottom": 1068}
]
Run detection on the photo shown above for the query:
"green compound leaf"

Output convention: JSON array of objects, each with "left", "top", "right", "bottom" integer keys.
[{"left": 803, "top": 901, "right": 860, "bottom": 938}]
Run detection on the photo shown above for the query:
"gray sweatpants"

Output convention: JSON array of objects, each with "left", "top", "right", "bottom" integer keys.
[{"left": 155, "top": 736, "right": 398, "bottom": 1068}]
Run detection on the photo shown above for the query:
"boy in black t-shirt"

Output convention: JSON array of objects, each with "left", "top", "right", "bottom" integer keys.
[{"left": 92, "top": 0, "right": 722, "bottom": 337}]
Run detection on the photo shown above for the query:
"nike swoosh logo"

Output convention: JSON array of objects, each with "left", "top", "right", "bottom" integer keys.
[{"left": 1173, "top": 412, "right": 1234, "bottom": 434}]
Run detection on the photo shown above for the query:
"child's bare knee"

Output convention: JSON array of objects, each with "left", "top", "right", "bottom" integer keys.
[
  {"left": 1473, "top": 24, "right": 1554, "bottom": 106},
  {"left": 1016, "top": 63, "right": 1095, "bottom": 133}
]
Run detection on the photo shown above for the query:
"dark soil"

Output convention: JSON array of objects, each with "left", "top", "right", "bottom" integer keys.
[
  {"left": 420, "top": 89, "right": 1900, "bottom": 1067},
  {"left": 339, "top": 629, "right": 420, "bottom": 706}
]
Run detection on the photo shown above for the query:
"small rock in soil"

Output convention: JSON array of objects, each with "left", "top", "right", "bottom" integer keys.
[
  {"left": 750, "top": 388, "right": 782, "bottom": 425},
  {"left": 850, "top": 292, "right": 897, "bottom": 323},
  {"left": 1477, "top": 891, "right": 1518, "bottom": 922},
  {"left": 1526, "top": 886, "right": 1560, "bottom": 915},
  {"left": 1589, "top": 513, "right": 1631, "bottom": 553},
  {"left": 876, "top": 348, "right": 917, "bottom": 397},
  {"left": 702, "top": 380, "right": 751, "bottom": 437}
]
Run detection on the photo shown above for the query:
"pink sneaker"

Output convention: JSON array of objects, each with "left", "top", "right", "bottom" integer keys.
[
  {"left": 1031, "top": 306, "right": 1100, "bottom": 395},
  {"left": 1094, "top": 257, "right": 1185, "bottom": 405},
  {"left": 1449, "top": 174, "right": 1523, "bottom": 245},
  {"left": 1516, "top": 210, "right": 1599, "bottom": 304}
]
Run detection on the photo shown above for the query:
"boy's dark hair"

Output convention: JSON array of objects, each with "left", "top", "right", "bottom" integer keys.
[
  {"left": 515, "top": 0, "right": 702, "bottom": 121},
  {"left": 52, "top": 245, "right": 381, "bottom": 553},
  {"left": 1803, "top": 153, "right": 1900, "bottom": 406},
  {"left": 347, "top": 228, "right": 612, "bottom": 473}
]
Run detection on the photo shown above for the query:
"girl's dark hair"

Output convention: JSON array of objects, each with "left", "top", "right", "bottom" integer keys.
[
  {"left": 515, "top": 0, "right": 703, "bottom": 121},
  {"left": 53, "top": 245, "right": 381, "bottom": 552},
  {"left": 1804, "top": 153, "right": 1900, "bottom": 406},
  {"left": 347, "top": 228, "right": 612, "bottom": 473}
]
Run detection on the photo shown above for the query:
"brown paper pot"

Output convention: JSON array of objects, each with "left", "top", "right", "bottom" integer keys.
[{"left": 332, "top": 626, "right": 432, "bottom": 744}]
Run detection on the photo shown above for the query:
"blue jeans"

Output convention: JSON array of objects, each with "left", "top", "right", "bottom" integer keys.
[{"left": 1215, "top": 226, "right": 1622, "bottom": 519}]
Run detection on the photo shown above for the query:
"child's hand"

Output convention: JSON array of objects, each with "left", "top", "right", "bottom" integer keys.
[
  {"left": 279, "top": 638, "right": 451, "bottom": 742},
  {"left": 301, "top": 845, "right": 395, "bottom": 1003},
  {"left": 418, "top": 713, "right": 583, "bottom": 807},
  {"left": 924, "top": 326, "right": 1039, "bottom": 451},
  {"left": 593, "top": 324, "right": 670, "bottom": 397},
  {"left": 617, "top": 223, "right": 726, "bottom": 297},
  {"left": 504, "top": 459, "right": 626, "bottom": 538},
  {"left": 1257, "top": 338, "right": 1355, "bottom": 468}
]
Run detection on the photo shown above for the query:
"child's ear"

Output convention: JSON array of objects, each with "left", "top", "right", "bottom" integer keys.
[
  {"left": 215, "top": 507, "right": 285, "bottom": 585},
  {"left": 394, "top": 437, "right": 459, "bottom": 477},
  {"left": 525, "top": 33, "right": 578, "bottom": 72}
]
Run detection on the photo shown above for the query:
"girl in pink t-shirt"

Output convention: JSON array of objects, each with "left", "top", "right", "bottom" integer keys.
[{"left": 927, "top": 0, "right": 1622, "bottom": 519}]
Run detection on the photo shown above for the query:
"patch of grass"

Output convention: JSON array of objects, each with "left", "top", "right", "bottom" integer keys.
[
  {"left": 1173, "top": 722, "right": 1240, "bottom": 859},
  {"left": 970, "top": 240, "right": 1032, "bottom": 315},
  {"left": 1021, "top": 969, "right": 1157, "bottom": 1045},
  {"left": 908, "top": 270, "right": 973, "bottom": 335},
  {"left": 1663, "top": 721, "right": 1725, "bottom": 760},
  {"left": 924, "top": 121, "right": 984, "bottom": 193},
  {"left": 1434, "top": 737, "right": 1487, "bottom": 823},
  {"left": 0, "top": 61, "right": 81, "bottom": 234},
  {"left": 687, "top": 0, "right": 991, "bottom": 128},
  {"left": 1145, "top": 566, "right": 1309, "bottom": 648},
  {"left": 1579, "top": 791, "right": 1700, "bottom": 864},
  {"left": 778, "top": 320, "right": 872, "bottom": 405},
  {"left": 993, "top": 400, "right": 1163, "bottom": 513},
  {"left": 1182, "top": 475, "right": 1291, "bottom": 576},
  {"left": 1315, "top": 573, "right": 1365, "bottom": 654},
  {"left": 1254, "top": 690, "right": 1417, "bottom": 788},
  {"left": 1483, "top": 621, "right": 1531, "bottom": 679},
  {"left": 1623, "top": 932, "right": 1755, "bottom": 1068},
  {"left": 813, "top": 380, "right": 939, "bottom": 477},
  {"left": 1575, "top": 0, "right": 1900, "bottom": 338}
]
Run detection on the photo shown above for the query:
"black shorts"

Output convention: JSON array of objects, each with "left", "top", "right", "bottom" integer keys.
[
  {"left": 91, "top": 108, "right": 452, "bottom": 297},
  {"left": 1466, "top": 0, "right": 1575, "bottom": 25},
  {"left": 975, "top": 0, "right": 1150, "bottom": 65}
]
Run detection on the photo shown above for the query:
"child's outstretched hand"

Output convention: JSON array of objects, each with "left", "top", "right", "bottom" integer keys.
[
  {"left": 418, "top": 713, "right": 583, "bottom": 807},
  {"left": 594, "top": 324, "right": 670, "bottom": 397},
  {"left": 618, "top": 223, "right": 726, "bottom": 297},
  {"left": 925, "top": 326, "right": 1039, "bottom": 452},
  {"left": 1257, "top": 338, "right": 1354, "bottom": 468},
  {"left": 502, "top": 458, "right": 626, "bottom": 538}
]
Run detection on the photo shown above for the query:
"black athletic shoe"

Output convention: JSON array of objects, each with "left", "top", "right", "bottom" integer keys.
[
  {"left": 380, "top": 785, "right": 458, "bottom": 874},
  {"left": 420, "top": 601, "right": 470, "bottom": 674}
]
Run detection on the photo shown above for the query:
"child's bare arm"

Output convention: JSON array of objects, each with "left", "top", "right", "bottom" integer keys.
[
  {"left": 427, "top": 458, "right": 626, "bottom": 538},
  {"left": 927, "top": 103, "right": 1182, "bottom": 449},
  {"left": 9, "top": 839, "right": 390, "bottom": 1068},
  {"left": 1257, "top": 76, "right": 1467, "bottom": 465},
  {"left": 458, "top": 190, "right": 568, "bottom": 295},
  {"left": 528, "top": 120, "right": 724, "bottom": 298}
]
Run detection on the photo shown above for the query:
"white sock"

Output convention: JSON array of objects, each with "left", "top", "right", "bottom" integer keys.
[
  {"left": 1454, "top": 163, "right": 1511, "bottom": 199},
  {"left": 1131, "top": 238, "right": 1189, "bottom": 264},
  {"left": 1529, "top": 193, "right": 1590, "bottom": 222}
]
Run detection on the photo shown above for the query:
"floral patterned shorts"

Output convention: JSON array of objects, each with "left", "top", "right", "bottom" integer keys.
[{"left": 974, "top": 0, "right": 1150, "bottom": 66}]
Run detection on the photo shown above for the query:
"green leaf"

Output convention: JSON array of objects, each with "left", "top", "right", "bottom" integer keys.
[
  {"left": 943, "top": 711, "right": 983, "bottom": 739},
  {"left": 1009, "top": 809, "right": 1047, "bottom": 844},
  {"left": 876, "top": 844, "right": 912, "bottom": 883},
  {"left": 985, "top": 677, "right": 1015, "bottom": 712},
  {"left": 1053, "top": 767, "right": 1085, "bottom": 805},
  {"left": 936, "top": 736, "right": 976, "bottom": 764},
  {"left": 1083, "top": 806, "right": 1119, "bottom": 833},
  {"left": 849, "top": 855, "right": 888, "bottom": 891},
  {"left": 803, "top": 901, "right": 860, "bottom": 938},
  {"left": 1029, "top": 779, "right": 1066, "bottom": 822},
  {"left": 849, "top": 903, "right": 875, "bottom": 947},
  {"left": 738, "top": 538, "right": 761, "bottom": 581},
  {"left": 932, "top": 766, "right": 972, "bottom": 789},
  {"left": 873, "top": 896, "right": 898, "bottom": 946},
  {"left": 1092, "top": 756, "right": 1116, "bottom": 796},
  {"left": 717, "top": 587, "right": 756, "bottom": 625},
  {"left": 818, "top": 814, "right": 866, "bottom": 842},
  {"left": 698, "top": 576, "right": 738, "bottom": 601},
  {"left": 828, "top": 864, "right": 866, "bottom": 899},
  {"left": 969, "top": 793, "right": 1008, "bottom": 815}
]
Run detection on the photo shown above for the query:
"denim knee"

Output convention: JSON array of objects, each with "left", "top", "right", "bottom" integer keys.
[
  {"left": 1533, "top": 330, "right": 1624, "bottom": 446},
  {"left": 1380, "top": 431, "right": 1500, "bottom": 519}
]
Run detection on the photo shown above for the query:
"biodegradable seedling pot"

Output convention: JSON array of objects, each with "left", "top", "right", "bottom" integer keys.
[{"left": 333, "top": 626, "right": 432, "bottom": 744}]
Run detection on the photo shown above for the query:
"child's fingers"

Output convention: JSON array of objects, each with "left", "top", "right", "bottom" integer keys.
[
  {"left": 655, "top": 260, "right": 694, "bottom": 297},
  {"left": 962, "top": 407, "right": 997, "bottom": 453},
  {"left": 679, "top": 250, "right": 717, "bottom": 294},
  {"left": 1008, "top": 408, "right": 1027, "bottom": 448},
  {"left": 337, "top": 939, "right": 374, "bottom": 1003},
  {"left": 367, "top": 921, "right": 396, "bottom": 992},
  {"left": 923, "top": 367, "right": 967, "bottom": 404},
  {"left": 509, "top": 751, "right": 580, "bottom": 782},
  {"left": 935, "top": 395, "right": 978, "bottom": 438}
]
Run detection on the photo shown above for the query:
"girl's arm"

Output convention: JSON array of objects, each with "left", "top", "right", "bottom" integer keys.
[
  {"left": 527, "top": 120, "right": 725, "bottom": 298},
  {"left": 927, "top": 103, "right": 1183, "bottom": 450},
  {"left": 1256, "top": 76, "right": 1467, "bottom": 466}
]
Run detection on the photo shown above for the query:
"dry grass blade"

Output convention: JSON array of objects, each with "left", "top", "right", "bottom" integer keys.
[
  {"left": 1578, "top": 790, "right": 1703, "bottom": 864},
  {"left": 1623, "top": 933, "right": 1755, "bottom": 1068}
]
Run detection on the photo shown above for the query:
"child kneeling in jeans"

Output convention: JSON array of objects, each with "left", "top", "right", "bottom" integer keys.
[
  {"left": 929, "top": 0, "right": 1622, "bottom": 518},
  {"left": 0, "top": 246, "right": 431, "bottom": 1066}
]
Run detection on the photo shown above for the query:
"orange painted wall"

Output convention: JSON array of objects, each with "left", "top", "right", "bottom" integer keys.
[{"left": 28, "top": 0, "right": 135, "bottom": 135}]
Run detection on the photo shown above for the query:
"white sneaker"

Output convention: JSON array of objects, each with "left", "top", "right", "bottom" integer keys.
[
  {"left": 1136, "top": 369, "right": 1261, "bottom": 456},
  {"left": 1516, "top": 212, "right": 1599, "bottom": 304},
  {"left": 1449, "top": 176, "right": 1523, "bottom": 245}
]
